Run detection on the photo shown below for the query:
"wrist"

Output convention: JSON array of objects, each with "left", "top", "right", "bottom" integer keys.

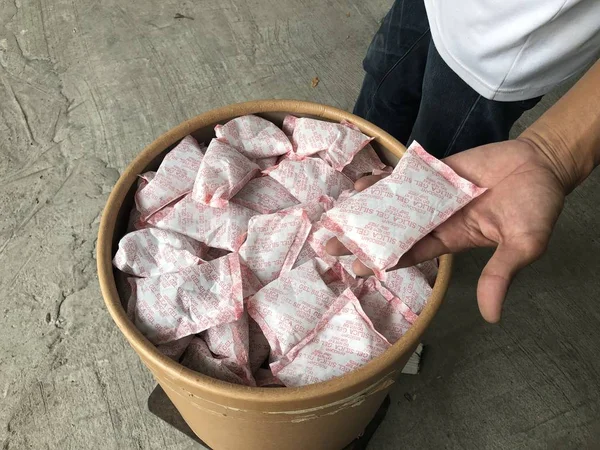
[{"left": 517, "top": 126, "right": 594, "bottom": 195}]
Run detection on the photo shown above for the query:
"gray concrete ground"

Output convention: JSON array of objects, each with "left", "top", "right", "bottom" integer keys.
[{"left": 1, "top": 0, "right": 599, "bottom": 448}]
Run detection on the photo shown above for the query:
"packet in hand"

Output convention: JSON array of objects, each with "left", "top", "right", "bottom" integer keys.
[{"left": 321, "top": 141, "right": 486, "bottom": 278}]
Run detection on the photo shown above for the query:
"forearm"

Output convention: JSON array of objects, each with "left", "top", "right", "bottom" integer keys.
[{"left": 519, "top": 58, "right": 600, "bottom": 193}]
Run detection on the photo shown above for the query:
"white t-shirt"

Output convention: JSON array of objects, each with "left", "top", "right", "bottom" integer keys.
[{"left": 424, "top": 0, "right": 600, "bottom": 101}]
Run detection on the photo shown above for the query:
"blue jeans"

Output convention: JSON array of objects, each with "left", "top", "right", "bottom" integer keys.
[{"left": 354, "top": 0, "right": 542, "bottom": 159}]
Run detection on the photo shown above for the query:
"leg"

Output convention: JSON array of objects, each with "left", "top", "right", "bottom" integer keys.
[
  {"left": 409, "top": 41, "right": 543, "bottom": 159},
  {"left": 353, "top": 0, "right": 431, "bottom": 145}
]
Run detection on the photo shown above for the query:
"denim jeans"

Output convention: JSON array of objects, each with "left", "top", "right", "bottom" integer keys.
[{"left": 354, "top": 0, "right": 543, "bottom": 159}]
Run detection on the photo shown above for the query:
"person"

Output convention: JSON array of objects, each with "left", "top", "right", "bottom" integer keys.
[{"left": 327, "top": 0, "right": 600, "bottom": 323}]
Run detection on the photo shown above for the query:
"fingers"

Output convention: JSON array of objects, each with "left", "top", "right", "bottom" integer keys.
[
  {"left": 352, "top": 259, "right": 373, "bottom": 276},
  {"left": 354, "top": 174, "right": 383, "bottom": 192},
  {"left": 396, "top": 234, "right": 453, "bottom": 268},
  {"left": 397, "top": 212, "right": 482, "bottom": 267},
  {"left": 476, "top": 239, "right": 544, "bottom": 323},
  {"left": 325, "top": 237, "right": 351, "bottom": 256}
]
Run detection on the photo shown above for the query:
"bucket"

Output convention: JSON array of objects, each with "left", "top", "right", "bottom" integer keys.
[{"left": 97, "top": 100, "right": 453, "bottom": 450}]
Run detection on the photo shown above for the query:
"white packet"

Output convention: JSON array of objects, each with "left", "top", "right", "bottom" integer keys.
[
  {"left": 181, "top": 337, "right": 253, "bottom": 386},
  {"left": 136, "top": 135, "right": 205, "bottom": 220},
  {"left": 127, "top": 253, "right": 243, "bottom": 345},
  {"left": 271, "top": 288, "right": 390, "bottom": 387},
  {"left": 191, "top": 139, "right": 260, "bottom": 208},
  {"left": 382, "top": 266, "right": 433, "bottom": 315},
  {"left": 239, "top": 209, "right": 312, "bottom": 285},
  {"left": 290, "top": 118, "right": 372, "bottom": 171},
  {"left": 357, "top": 277, "right": 417, "bottom": 343},
  {"left": 147, "top": 193, "right": 256, "bottom": 252},
  {"left": 247, "top": 259, "right": 337, "bottom": 360},
  {"left": 265, "top": 157, "right": 353, "bottom": 202},
  {"left": 231, "top": 176, "right": 299, "bottom": 214},
  {"left": 113, "top": 228, "right": 207, "bottom": 277},
  {"left": 215, "top": 115, "right": 292, "bottom": 158},
  {"left": 342, "top": 144, "right": 386, "bottom": 181},
  {"left": 204, "top": 312, "right": 254, "bottom": 386}
]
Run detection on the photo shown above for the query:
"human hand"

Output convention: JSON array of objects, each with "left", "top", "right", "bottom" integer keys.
[{"left": 327, "top": 139, "right": 567, "bottom": 323}]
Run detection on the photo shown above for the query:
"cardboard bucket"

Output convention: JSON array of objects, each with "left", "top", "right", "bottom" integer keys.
[{"left": 97, "top": 100, "right": 452, "bottom": 450}]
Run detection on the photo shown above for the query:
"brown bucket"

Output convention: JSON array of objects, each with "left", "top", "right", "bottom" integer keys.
[{"left": 97, "top": 100, "right": 452, "bottom": 450}]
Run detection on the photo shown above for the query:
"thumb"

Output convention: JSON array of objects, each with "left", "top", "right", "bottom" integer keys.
[{"left": 477, "top": 241, "right": 541, "bottom": 323}]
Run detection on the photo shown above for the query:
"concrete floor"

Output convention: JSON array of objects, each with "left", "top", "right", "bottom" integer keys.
[{"left": 1, "top": 0, "right": 599, "bottom": 448}]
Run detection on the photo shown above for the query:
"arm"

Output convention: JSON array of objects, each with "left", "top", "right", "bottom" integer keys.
[{"left": 520, "top": 58, "right": 600, "bottom": 193}]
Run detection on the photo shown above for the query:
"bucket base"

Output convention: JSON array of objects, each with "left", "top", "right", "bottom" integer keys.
[{"left": 148, "top": 385, "right": 391, "bottom": 450}]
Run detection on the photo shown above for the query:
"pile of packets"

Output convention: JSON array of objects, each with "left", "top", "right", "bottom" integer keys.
[{"left": 114, "top": 115, "right": 485, "bottom": 387}]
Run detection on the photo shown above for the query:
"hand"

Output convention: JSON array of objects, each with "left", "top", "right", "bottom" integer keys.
[{"left": 327, "top": 139, "right": 567, "bottom": 323}]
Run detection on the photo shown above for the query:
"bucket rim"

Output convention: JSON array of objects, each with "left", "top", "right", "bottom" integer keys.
[{"left": 97, "top": 99, "right": 452, "bottom": 407}]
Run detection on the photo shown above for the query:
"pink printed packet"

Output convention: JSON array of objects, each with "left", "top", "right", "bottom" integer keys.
[
  {"left": 128, "top": 172, "right": 156, "bottom": 232},
  {"left": 127, "top": 253, "right": 243, "bottom": 345},
  {"left": 156, "top": 335, "right": 194, "bottom": 361},
  {"left": 417, "top": 259, "right": 438, "bottom": 287},
  {"left": 247, "top": 259, "right": 337, "bottom": 360},
  {"left": 288, "top": 194, "right": 338, "bottom": 269},
  {"left": 191, "top": 139, "right": 260, "bottom": 208},
  {"left": 322, "top": 141, "right": 486, "bottom": 278},
  {"left": 335, "top": 189, "right": 357, "bottom": 204},
  {"left": 357, "top": 277, "right": 417, "bottom": 343},
  {"left": 266, "top": 157, "right": 354, "bottom": 203},
  {"left": 382, "top": 266, "right": 433, "bottom": 315},
  {"left": 281, "top": 115, "right": 297, "bottom": 136},
  {"left": 271, "top": 288, "right": 390, "bottom": 387},
  {"left": 289, "top": 118, "right": 373, "bottom": 171},
  {"left": 113, "top": 228, "right": 207, "bottom": 277},
  {"left": 239, "top": 209, "right": 312, "bottom": 285},
  {"left": 147, "top": 193, "right": 256, "bottom": 252},
  {"left": 231, "top": 176, "right": 299, "bottom": 214},
  {"left": 293, "top": 220, "right": 357, "bottom": 279},
  {"left": 136, "top": 136, "right": 205, "bottom": 220},
  {"left": 204, "top": 312, "right": 255, "bottom": 386},
  {"left": 292, "top": 241, "right": 318, "bottom": 269},
  {"left": 281, "top": 195, "right": 334, "bottom": 223},
  {"left": 215, "top": 115, "right": 293, "bottom": 158},
  {"left": 342, "top": 144, "right": 387, "bottom": 181},
  {"left": 181, "top": 337, "right": 252, "bottom": 386},
  {"left": 240, "top": 261, "right": 264, "bottom": 299}
]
